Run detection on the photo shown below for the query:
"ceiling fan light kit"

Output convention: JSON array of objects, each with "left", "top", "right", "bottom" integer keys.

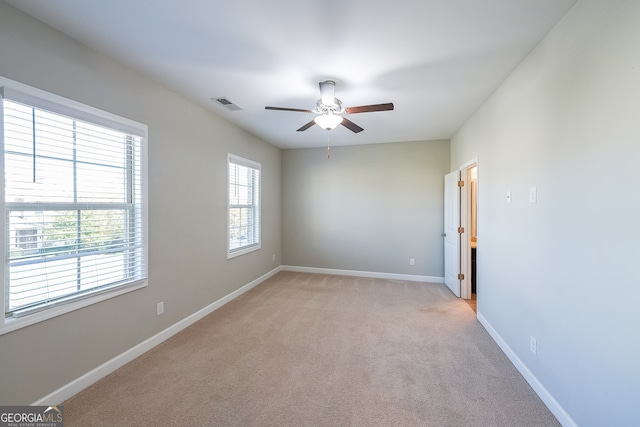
[
  {"left": 265, "top": 80, "right": 394, "bottom": 133},
  {"left": 314, "top": 113, "right": 343, "bottom": 130}
]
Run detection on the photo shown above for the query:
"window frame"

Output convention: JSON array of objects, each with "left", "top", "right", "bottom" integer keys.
[
  {"left": 227, "top": 153, "right": 261, "bottom": 259},
  {"left": 0, "top": 76, "right": 148, "bottom": 335}
]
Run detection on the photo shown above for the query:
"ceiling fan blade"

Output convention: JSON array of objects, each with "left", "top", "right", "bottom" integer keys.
[
  {"left": 345, "top": 103, "right": 394, "bottom": 114},
  {"left": 265, "top": 106, "right": 314, "bottom": 113},
  {"left": 341, "top": 117, "right": 364, "bottom": 133},
  {"left": 297, "top": 120, "right": 316, "bottom": 132},
  {"left": 319, "top": 81, "right": 336, "bottom": 106}
]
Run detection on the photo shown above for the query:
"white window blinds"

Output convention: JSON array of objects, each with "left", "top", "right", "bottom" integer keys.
[
  {"left": 228, "top": 154, "right": 261, "bottom": 257},
  {"left": 2, "top": 85, "right": 147, "bottom": 320}
]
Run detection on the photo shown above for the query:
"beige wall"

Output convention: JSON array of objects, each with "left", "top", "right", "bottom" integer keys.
[
  {"left": 282, "top": 140, "right": 449, "bottom": 278},
  {"left": 0, "top": 2, "right": 281, "bottom": 404},
  {"left": 451, "top": 0, "right": 640, "bottom": 425}
]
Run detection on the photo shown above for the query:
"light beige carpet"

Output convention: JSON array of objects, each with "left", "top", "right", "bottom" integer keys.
[{"left": 63, "top": 272, "right": 559, "bottom": 426}]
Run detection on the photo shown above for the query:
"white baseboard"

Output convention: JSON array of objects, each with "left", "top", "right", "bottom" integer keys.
[
  {"left": 33, "top": 266, "right": 282, "bottom": 406},
  {"left": 477, "top": 312, "right": 577, "bottom": 427},
  {"left": 281, "top": 265, "right": 445, "bottom": 284}
]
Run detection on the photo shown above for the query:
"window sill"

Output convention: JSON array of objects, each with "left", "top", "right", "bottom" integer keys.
[
  {"left": 0, "top": 280, "right": 147, "bottom": 336},
  {"left": 227, "top": 244, "right": 261, "bottom": 259}
]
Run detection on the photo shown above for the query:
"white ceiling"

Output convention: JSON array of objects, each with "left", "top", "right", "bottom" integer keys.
[{"left": 5, "top": 0, "right": 576, "bottom": 149}]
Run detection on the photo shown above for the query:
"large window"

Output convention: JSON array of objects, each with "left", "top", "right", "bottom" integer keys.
[
  {"left": 228, "top": 154, "right": 261, "bottom": 258},
  {"left": 1, "top": 80, "right": 147, "bottom": 332}
]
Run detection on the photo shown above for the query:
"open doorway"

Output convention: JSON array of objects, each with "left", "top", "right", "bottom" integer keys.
[{"left": 460, "top": 160, "right": 478, "bottom": 312}]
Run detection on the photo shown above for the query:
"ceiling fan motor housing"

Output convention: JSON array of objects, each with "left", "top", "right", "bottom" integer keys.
[{"left": 316, "top": 98, "right": 342, "bottom": 114}]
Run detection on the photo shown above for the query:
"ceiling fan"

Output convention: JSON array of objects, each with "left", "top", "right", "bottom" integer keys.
[{"left": 265, "top": 80, "right": 394, "bottom": 133}]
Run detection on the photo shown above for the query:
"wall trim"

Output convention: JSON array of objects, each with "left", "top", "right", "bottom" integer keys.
[
  {"left": 281, "top": 265, "right": 445, "bottom": 284},
  {"left": 477, "top": 312, "right": 577, "bottom": 427},
  {"left": 32, "top": 266, "right": 282, "bottom": 406}
]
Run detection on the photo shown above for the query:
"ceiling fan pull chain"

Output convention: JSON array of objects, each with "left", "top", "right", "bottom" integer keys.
[{"left": 327, "top": 133, "right": 331, "bottom": 159}]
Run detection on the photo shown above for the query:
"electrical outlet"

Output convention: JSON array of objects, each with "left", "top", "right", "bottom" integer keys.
[
  {"left": 410, "top": 258, "right": 415, "bottom": 266},
  {"left": 157, "top": 301, "right": 164, "bottom": 316},
  {"left": 530, "top": 336, "right": 537, "bottom": 355},
  {"left": 529, "top": 187, "right": 537, "bottom": 203}
]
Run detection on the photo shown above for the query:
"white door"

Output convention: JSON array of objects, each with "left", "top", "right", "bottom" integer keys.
[{"left": 444, "top": 170, "right": 461, "bottom": 297}]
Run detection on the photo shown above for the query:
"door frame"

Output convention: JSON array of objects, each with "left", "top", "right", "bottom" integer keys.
[{"left": 459, "top": 158, "right": 478, "bottom": 300}]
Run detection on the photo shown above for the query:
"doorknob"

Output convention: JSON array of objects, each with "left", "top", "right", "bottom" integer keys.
[{"left": 441, "top": 233, "right": 446, "bottom": 237}]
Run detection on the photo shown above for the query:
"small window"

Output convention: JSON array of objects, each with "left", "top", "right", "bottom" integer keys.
[
  {"left": 227, "top": 154, "right": 261, "bottom": 258},
  {"left": 1, "top": 78, "right": 148, "bottom": 331}
]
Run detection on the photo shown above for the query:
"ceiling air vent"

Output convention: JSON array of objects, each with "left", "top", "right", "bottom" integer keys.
[{"left": 212, "top": 97, "right": 242, "bottom": 111}]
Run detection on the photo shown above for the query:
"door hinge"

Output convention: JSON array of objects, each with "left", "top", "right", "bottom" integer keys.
[
  {"left": 457, "top": 180, "right": 464, "bottom": 187},
  {"left": 458, "top": 273, "right": 465, "bottom": 280},
  {"left": 457, "top": 227, "right": 464, "bottom": 234}
]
